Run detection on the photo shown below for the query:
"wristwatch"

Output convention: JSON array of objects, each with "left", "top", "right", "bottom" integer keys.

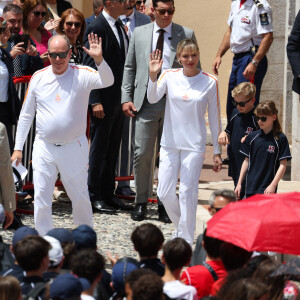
[{"left": 251, "top": 60, "right": 259, "bottom": 68}]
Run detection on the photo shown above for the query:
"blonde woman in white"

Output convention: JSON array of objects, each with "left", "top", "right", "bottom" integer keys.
[{"left": 147, "top": 39, "right": 222, "bottom": 245}]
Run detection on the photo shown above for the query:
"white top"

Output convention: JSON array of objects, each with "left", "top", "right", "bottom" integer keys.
[
  {"left": 0, "top": 52, "right": 9, "bottom": 103},
  {"left": 120, "top": 11, "right": 135, "bottom": 39},
  {"left": 147, "top": 69, "right": 221, "bottom": 154},
  {"left": 14, "top": 60, "right": 114, "bottom": 150},
  {"left": 163, "top": 280, "right": 198, "bottom": 300},
  {"left": 228, "top": 0, "right": 273, "bottom": 53},
  {"left": 102, "top": 10, "right": 128, "bottom": 54},
  {"left": 152, "top": 21, "right": 172, "bottom": 71}
]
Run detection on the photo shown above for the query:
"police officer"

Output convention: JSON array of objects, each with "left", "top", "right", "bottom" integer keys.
[{"left": 212, "top": 0, "right": 273, "bottom": 121}]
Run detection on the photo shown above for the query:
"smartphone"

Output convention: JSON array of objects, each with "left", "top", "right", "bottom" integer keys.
[{"left": 20, "top": 34, "right": 30, "bottom": 51}]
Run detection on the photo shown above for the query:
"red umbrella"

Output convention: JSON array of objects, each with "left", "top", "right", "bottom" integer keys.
[{"left": 206, "top": 192, "right": 300, "bottom": 255}]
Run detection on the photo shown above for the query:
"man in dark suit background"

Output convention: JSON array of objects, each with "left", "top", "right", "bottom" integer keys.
[
  {"left": 83, "top": 0, "right": 131, "bottom": 214},
  {"left": 287, "top": 10, "right": 300, "bottom": 94},
  {"left": 85, "top": 0, "right": 104, "bottom": 29}
]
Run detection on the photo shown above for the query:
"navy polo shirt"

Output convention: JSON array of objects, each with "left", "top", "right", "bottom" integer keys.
[
  {"left": 225, "top": 108, "right": 258, "bottom": 185},
  {"left": 240, "top": 129, "right": 292, "bottom": 196}
]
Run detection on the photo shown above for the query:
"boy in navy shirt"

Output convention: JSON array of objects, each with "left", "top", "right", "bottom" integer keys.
[{"left": 219, "top": 82, "right": 258, "bottom": 199}]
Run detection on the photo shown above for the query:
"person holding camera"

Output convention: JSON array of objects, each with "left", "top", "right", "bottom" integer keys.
[{"left": 1, "top": 4, "right": 43, "bottom": 77}]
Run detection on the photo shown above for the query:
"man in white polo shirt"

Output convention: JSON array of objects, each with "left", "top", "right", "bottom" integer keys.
[{"left": 11, "top": 34, "right": 114, "bottom": 235}]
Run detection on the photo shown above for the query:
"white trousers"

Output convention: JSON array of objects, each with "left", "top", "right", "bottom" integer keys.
[
  {"left": 158, "top": 146, "right": 205, "bottom": 245},
  {"left": 32, "top": 134, "right": 93, "bottom": 235}
]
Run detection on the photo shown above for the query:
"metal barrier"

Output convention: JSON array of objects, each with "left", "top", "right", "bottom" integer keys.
[{"left": 13, "top": 76, "right": 157, "bottom": 212}]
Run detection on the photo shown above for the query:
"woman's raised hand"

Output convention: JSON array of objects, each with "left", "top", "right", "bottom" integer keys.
[{"left": 149, "top": 49, "right": 163, "bottom": 81}]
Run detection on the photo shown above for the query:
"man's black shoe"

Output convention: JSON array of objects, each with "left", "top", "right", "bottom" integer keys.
[
  {"left": 222, "top": 157, "right": 230, "bottom": 165},
  {"left": 115, "top": 186, "right": 136, "bottom": 196},
  {"left": 92, "top": 200, "right": 117, "bottom": 214},
  {"left": 158, "top": 205, "right": 172, "bottom": 223},
  {"left": 131, "top": 203, "right": 147, "bottom": 221},
  {"left": 109, "top": 196, "right": 134, "bottom": 211},
  {"left": 5, "top": 213, "right": 24, "bottom": 230}
]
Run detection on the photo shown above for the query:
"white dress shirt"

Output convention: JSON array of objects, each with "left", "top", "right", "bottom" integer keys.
[
  {"left": 102, "top": 10, "right": 128, "bottom": 54},
  {"left": 0, "top": 51, "right": 9, "bottom": 103},
  {"left": 152, "top": 21, "right": 172, "bottom": 71},
  {"left": 120, "top": 11, "right": 135, "bottom": 39}
]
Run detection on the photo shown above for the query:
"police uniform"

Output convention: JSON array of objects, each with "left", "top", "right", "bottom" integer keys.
[
  {"left": 240, "top": 130, "right": 292, "bottom": 197},
  {"left": 225, "top": 108, "right": 258, "bottom": 196},
  {"left": 226, "top": 0, "right": 273, "bottom": 120}
]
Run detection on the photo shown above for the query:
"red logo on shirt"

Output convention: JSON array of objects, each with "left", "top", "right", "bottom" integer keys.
[
  {"left": 182, "top": 94, "right": 189, "bottom": 100},
  {"left": 55, "top": 94, "right": 61, "bottom": 102},
  {"left": 246, "top": 127, "right": 253, "bottom": 134},
  {"left": 241, "top": 17, "right": 251, "bottom": 24},
  {"left": 267, "top": 146, "right": 275, "bottom": 153}
]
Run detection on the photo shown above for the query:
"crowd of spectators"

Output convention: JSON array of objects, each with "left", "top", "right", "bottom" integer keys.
[{"left": 0, "top": 203, "right": 300, "bottom": 300}]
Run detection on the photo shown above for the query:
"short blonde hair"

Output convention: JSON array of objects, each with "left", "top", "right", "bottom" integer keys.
[
  {"left": 176, "top": 38, "right": 199, "bottom": 57},
  {"left": 231, "top": 82, "right": 256, "bottom": 99}
]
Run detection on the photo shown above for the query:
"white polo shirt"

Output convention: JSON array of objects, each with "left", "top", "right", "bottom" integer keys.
[
  {"left": 147, "top": 69, "right": 221, "bottom": 154},
  {"left": 228, "top": 0, "right": 273, "bottom": 54}
]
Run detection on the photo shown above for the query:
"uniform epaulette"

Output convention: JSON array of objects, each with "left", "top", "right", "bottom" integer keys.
[{"left": 253, "top": 0, "right": 264, "bottom": 8}]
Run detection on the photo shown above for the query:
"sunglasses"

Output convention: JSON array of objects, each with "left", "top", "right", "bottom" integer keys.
[
  {"left": 48, "top": 50, "right": 69, "bottom": 59},
  {"left": 33, "top": 11, "right": 47, "bottom": 18},
  {"left": 65, "top": 21, "right": 81, "bottom": 29},
  {"left": 232, "top": 97, "right": 253, "bottom": 108},
  {"left": 155, "top": 8, "right": 175, "bottom": 15},
  {"left": 255, "top": 116, "right": 268, "bottom": 122},
  {"left": 135, "top": 0, "right": 146, "bottom": 5},
  {"left": 210, "top": 206, "right": 222, "bottom": 212}
]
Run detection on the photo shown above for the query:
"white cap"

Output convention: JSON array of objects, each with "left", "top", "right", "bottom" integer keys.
[{"left": 43, "top": 235, "right": 64, "bottom": 267}]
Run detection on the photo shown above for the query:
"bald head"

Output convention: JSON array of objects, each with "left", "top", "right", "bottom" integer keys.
[
  {"left": 48, "top": 35, "right": 72, "bottom": 75},
  {"left": 48, "top": 35, "right": 70, "bottom": 52}
]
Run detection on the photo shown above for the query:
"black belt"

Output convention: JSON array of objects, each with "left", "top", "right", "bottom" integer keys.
[{"left": 234, "top": 46, "right": 259, "bottom": 59}]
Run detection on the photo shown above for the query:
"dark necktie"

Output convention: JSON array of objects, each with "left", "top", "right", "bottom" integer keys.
[
  {"left": 10, "top": 40, "right": 23, "bottom": 77},
  {"left": 155, "top": 29, "right": 165, "bottom": 77},
  {"left": 122, "top": 17, "right": 130, "bottom": 25},
  {"left": 155, "top": 29, "right": 165, "bottom": 57},
  {"left": 115, "top": 20, "right": 126, "bottom": 62}
]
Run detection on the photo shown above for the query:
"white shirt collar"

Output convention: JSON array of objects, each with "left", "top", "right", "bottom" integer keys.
[
  {"left": 153, "top": 21, "right": 172, "bottom": 34},
  {"left": 120, "top": 11, "right": 134, "bottom": 21},
  {"left": 102, "top": 9, "right": 118, "bottom": 25}
]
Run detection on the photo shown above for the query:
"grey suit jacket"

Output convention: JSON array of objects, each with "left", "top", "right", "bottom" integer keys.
[
  {"left": 0, "top": 123, "right": 16, "bottom": 213},
  {"left": 121, "top": 22, "right": 198, "bottom": 111},
  {"left": 134, "top": 10, "right": 151, "bottom": 27}
]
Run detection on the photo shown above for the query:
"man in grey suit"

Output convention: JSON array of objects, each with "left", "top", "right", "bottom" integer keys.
[
  {"left": 121, "top": 0, "right": 198, "bottom": 222},
  {"left": 116, "top": 0, "right": 151, "bottom": 197}
]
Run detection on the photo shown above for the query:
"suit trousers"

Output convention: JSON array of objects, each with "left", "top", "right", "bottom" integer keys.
[
  {"left": 134, "top": 97, "right": 166, "bottom": 204},
  {"left": 32, "top": 134, "right": 93, "bottom": 235},
  {"left": 88, "top": 104, "right": 123, "bottom": 202},
  {"left": 157, "top": 146, "right": 205, "bottom": 246}
]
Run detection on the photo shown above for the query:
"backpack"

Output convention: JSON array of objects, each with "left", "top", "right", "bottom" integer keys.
[
  {"left": 22, "top": 282, "right": 48, "bottom": 300},
  {"left": 0, "top": 236, "right": 15, "bottom": 272}
]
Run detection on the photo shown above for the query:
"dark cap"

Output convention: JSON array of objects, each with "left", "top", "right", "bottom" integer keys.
[
  {"left": 47, "top": 228, "right": 74, "bottom": 244},
  {"left": 112, "top": 257, "right": 140, "bottom": 293},
  {"left": 72, "top": 225, "right": 97, "bottom": 250},
  {"left": 12, "top": 226, "right": 39, "bottom": 247},
  {"left": 50, "top": 273, "right": 90, "bottom": 299}
]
